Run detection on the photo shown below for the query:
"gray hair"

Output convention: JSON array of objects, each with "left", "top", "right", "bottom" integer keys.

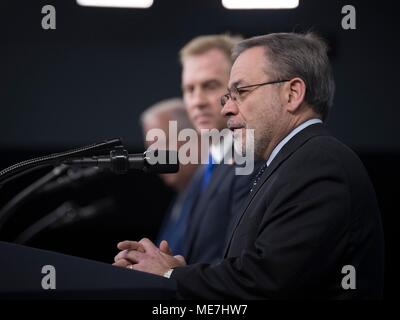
[
  {"left": 232, "top": 32, "right": 335, "bottom": 120},
  {"left": 140, "top": 97, "right": 193, "bottom": 132}
]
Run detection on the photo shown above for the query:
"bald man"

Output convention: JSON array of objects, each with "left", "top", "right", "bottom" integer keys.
[{"left": 140, "top": 98, "right": 199, "bottom": 255}]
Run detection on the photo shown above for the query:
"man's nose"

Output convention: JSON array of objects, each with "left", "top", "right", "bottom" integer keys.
[
  {"left": 221, "top": 98, "right": 239, "bottom": 118},
  {"left": 191, "top": 88, "right": 208, "bottom": 108}
]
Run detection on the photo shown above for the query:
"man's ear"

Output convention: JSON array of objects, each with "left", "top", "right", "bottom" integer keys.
[{"left": 282, "top": 77, "right": 306, "bottom": 113}]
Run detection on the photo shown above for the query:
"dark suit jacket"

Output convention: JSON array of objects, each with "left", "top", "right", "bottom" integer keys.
[
  {"left": 184, "top": 163, "right": 258, "bottom": 265},
  {"left": 172, "top": 124, "right": 384, "bottom": 299}
]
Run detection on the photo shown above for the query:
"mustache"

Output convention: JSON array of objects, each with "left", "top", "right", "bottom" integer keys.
[{"left": 227, "top": 119, "right": 246, "bottom": 130}]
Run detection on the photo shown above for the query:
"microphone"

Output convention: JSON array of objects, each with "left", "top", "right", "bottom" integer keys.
[{"left": 63, "top": 148, "right": 179, "bottom": 174}]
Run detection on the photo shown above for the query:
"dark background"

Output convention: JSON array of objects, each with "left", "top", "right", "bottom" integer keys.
[{"left": 0, "top": 0, "right": 398, "bottom": 299}]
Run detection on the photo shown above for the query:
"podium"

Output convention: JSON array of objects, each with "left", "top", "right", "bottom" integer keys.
[{"left": 0, "top": 241, "right": 177, "bottom": 299}]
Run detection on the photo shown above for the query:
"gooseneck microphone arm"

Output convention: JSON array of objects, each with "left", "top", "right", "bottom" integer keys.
[
  {"left": 0, "top": 138, "right": 122, "bottom": 232},
  {"left": 0, "top": 138, "right": 123, "bottom": 187},
  {"left": 64, "top": 148, "right": 179, "bottom": 174},
  {"left": 0, "top": 165, "right": 69, "bottom": 232},
  {"left": 0, "top": 139, "right": 179, "bottom": 234}
]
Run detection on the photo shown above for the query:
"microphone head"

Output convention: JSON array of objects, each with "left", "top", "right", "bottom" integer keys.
[{"left": 143, "top": 150, "right": 179, "bottom": 174}]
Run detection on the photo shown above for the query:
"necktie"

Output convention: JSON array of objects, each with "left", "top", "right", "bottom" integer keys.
[
  {"left": 201, "top": 153, "right": 215, "bottom": 192},
  {"left": 250, "top": 160, "right": 268, "bottom": 193}
]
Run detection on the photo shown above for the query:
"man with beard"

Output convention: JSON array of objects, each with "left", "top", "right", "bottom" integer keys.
[
  {"left": 113, "top": 32, "right": 384, "bottom": 299},
  {"left": 116, "top": 34, "right": 257, "bottom": 266}
]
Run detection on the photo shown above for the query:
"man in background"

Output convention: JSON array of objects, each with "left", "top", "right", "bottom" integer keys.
[
  {"left": 115, "top": 34, "right": 257, "bottom": 265},
  {"left": 176, "top": 34, "right": 252, "bottom": 264},
  {"left": 140, "top": 98, "right": 198, "bottom": 256}
]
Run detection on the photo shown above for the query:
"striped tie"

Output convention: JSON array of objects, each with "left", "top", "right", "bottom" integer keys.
[{"left": 250, "top": 161, "right": 268, "bottom": 193}]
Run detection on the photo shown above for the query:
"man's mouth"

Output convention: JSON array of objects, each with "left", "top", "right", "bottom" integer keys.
[
  {"left": 227, "top": 119, "right": 245, "bottom": 131},
  {"left": 195, "top": 114, "right": 212, "bottom": 123},
  {"left": 228, "top": 124, "right": 245, "bottom": 131}
]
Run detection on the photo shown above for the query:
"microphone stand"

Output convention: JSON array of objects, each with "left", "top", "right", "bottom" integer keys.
[
  {"left": 0, "top": 138, "right": 178, "bottom": 235},
  {"left": 0, "top": 138, "right": 123, "bottom": 233},
  {"left": 0, "top": 138, "right": 122, "bottom": 187},
  {"left": 0, "top": 165, "right": 68, "bottom": 232},
  {"left": 14, "top": 197, "right": 115, "bottom": 244}
]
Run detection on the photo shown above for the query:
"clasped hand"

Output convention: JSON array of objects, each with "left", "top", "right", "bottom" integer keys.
[{"left": 113, "top": 238, "right": 186, "bottom": 276}]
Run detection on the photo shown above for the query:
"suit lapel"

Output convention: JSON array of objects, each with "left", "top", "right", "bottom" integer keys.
[{"left": 223, "top": 123, "right": 330, "bottom": 256}]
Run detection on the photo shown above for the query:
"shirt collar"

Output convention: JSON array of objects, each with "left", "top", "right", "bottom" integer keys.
[
  {"left": 266, "top": 118, "right": 323, "bottom": 167},
  {"left": 210, "top": 130, "right": 233, "bottom": 164}
]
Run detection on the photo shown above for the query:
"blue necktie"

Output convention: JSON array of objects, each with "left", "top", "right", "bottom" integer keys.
[{"left": 201, "top": 153, "right": 215, "bottom": 192}]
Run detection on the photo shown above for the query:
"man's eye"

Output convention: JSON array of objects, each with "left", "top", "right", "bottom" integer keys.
[
  {"left": 237, "top": 89, "right": 249, "bottom": 96},
  {"left": 204, "top": 81, "right": 221, "bottom": 91},
  {"left": 183, "top": 86, "right": 194, "bottom": 94}
]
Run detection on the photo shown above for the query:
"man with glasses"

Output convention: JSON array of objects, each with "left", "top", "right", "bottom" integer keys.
[
  {"left": 114, "top": 32, "right": 384, "bottom": 299},
  {"left": 115, "top": 34, "right": 258, "bottom": 266}
]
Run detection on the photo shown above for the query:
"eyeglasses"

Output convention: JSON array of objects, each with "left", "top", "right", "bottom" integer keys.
[{"left": 220, "top": 79, "right": 290, "bottom": 107}]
